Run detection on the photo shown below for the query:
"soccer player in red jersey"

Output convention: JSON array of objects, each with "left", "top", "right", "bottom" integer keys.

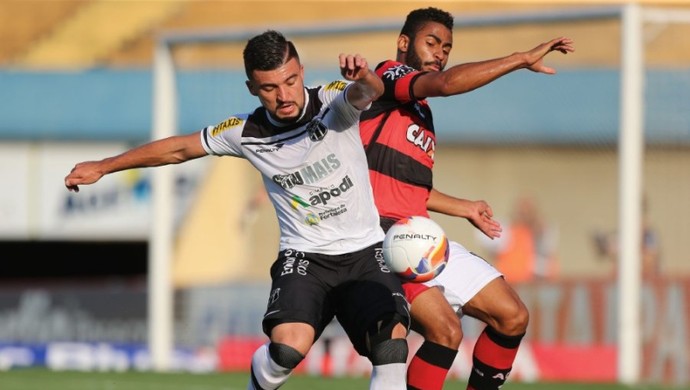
[{"left": 360, "top": 8, "right": 574, "bottom": 390}]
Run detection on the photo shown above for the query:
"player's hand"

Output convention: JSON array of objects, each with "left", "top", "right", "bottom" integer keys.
[
  {"left": 525, "top": 37, "right": 575, "bottom": 74},
  {"left": 339, "top": 54, "right": 369, "bottom": 81},
  {"left": 64, "top": 161, "right": 104, "bottom": 192},
  {"left": 340, "top": 53, "right": 383, "bottom": 109},
  {"left": 467, "top": 200, "right": 502, "bottom": 239}
]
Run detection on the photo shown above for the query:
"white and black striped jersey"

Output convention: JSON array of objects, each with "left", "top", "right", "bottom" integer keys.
[{"left": 200, "top": 81, "right": 385, "bottom": 255}]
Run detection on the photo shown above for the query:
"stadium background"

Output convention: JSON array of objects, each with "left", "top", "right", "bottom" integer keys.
[{"left": 1, "top": 0, "right": 689, "bottom": 387}]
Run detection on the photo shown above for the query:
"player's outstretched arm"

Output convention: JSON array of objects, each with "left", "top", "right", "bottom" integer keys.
[
  {"left": 64, "top": 131, "right": 207, "bottom": 192},
  {"left": 339, "top": 53, "right": 384, "bottom": 110},
  {"left": 413, "top": 37, "right": 575, "bottom": 98},
  {"left": 523, "top": 36, "right": 575, "bottom": 74},
  {"left": 427, "top": 188, "right": 502, "bottom": 239}
]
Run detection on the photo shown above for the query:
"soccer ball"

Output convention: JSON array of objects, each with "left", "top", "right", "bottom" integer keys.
[{"left": 382, "top": 216, "right": 450, "bottom": 283}]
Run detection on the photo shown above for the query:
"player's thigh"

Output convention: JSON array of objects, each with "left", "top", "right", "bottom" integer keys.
[
  {"left": 335, "top": 245, "right": 409, "bottom": 354},
  {"left": 461, "top": 277, "right": 528, "bottom": 333},
  {"left": 262, "top": 249, "right": 335, "bottom": 340},
  {"left": 427, "top": 241, "right": 502, "bottom": 311},
  {"left": 409, "top": 286, "right": 462, "bottom": 346}
]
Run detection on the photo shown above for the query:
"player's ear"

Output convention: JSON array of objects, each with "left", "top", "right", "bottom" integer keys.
[
  {"left": 397, "top": 34, "right": 410, "bottom": 53},
  {"left": 246, "top": 80, "right": 258, "bottom": 96}
]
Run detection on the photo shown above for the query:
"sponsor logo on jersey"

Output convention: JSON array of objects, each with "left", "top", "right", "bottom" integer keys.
[
  {"left": 318, "top": 204, "right": 347, "bottom": 221},
  {"left": 306, "top": 175, "right": 354, "bottom": 206},
  {"left": 382, "top": 64, "right": 415, "bottom": 81},
  {"left": 289, "top": 175, "right": 355, "bottom": 208},
  {"left": 305, "top": 212, "right": 320, "bottom": 225},
  {"left": 291, "top": 201, "right": 347, "bottom": 225},
  {"left": 283, "top": 170, "right": 353, "bottom": 225},
  {"left": 211, "top": 116, "right": 243, "bottom": 137},
  {"left": 255, "top": 143, "right": 284, "bottom": 153},
  {"left": 406, "top": 123, "right": 435, "bottom": 159},
  {"left": 324, "top": 80, "right": 347, "bottom": 91},
  {"left": 288, "top": 175, "right": 354, "bottom": 225},
  {"left": 272, "top": 153, "right": 341, "bottom": 189}
]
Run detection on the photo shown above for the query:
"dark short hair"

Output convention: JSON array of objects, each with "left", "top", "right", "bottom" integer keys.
[
  {"left": 400, "top": 7, "right": 454, "bottom": 39},
  {"left": 243, "top": 30, "right": 300, "bottom": 79}
]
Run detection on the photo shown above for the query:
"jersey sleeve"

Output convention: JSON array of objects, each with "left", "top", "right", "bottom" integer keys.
[
  {"left": 376, "top": 60, "right": 425, "bottom": 103},
  {"left": 199, "top": 114, "right": 249, "bottom": 157},
  {"left": 317, "top": 80, "right": 364, "bottom": 125}
]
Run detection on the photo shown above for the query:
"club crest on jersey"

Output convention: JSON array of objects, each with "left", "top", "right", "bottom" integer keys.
[{"left": 307, "top": 118, "right": 328, "bottom": 141}]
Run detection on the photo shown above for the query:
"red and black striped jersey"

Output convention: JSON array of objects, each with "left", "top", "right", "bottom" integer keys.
[{"left": 360, "top": 60, "right": 436, "bottom": 221}]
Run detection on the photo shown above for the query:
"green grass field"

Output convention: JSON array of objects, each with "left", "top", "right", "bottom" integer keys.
[{"left": 0, "top": 369, "right": 686, "bottom": 390}]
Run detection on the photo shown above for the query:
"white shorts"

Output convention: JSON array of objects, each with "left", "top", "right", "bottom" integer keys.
[{"left": 423, "top": 240, "right": 502, "bottom": 314}]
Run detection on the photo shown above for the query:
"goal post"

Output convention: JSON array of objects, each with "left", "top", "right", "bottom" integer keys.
[
  {"left": 617, "top": 4, "right": 690, "bottom": 384},
  {"left": 618, "top": 3, "right": 643, "bottom": 384},
  {"left": 149, "top": 39, "right": 177, "bottom": 371}
]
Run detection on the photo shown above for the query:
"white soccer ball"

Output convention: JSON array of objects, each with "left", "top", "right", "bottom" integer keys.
[{"left": 382, "top": 216, "right": 450, "bottom": 283}]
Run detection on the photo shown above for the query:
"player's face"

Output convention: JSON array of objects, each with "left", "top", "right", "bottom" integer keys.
[
  {"left": 404, "top": 21, "right": 453, "bottom": 72},
  {"left": 247, "top": 57, "right": 306, "bottom": 123}
]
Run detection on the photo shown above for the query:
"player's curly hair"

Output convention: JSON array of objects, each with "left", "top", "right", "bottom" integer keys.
[
  {"left": 400, "top": 7, "right": 454, "bottom": 39},
  {"left": 243, "top": 30, "right": 300, "bottom": 79}
]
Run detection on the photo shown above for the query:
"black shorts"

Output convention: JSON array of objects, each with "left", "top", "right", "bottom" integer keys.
[{"left": 261, "top": 242, "right": 410, "bottom": 356}]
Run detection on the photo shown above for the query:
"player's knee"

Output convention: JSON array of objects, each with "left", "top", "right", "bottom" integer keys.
[
  {"left": 496, "top": 299, "right": 529, "bottom": 335},
  {"left": 511, "top": 303, "right": 530, "bottom": 334},
  {"left": 367, "top": 313, "right": 406, "bottom": 347},
  {"left": 422, "top": 313, "right": 462, "bottom": 349},
  {"left": 366, "top": 313, "right": 409, "bottom": 363},
  {"left": 369, "top": 338, "right": 408, "bottom": 365},
  {"left": 268, "top": 342, "right": 305, "bottom": 369}
]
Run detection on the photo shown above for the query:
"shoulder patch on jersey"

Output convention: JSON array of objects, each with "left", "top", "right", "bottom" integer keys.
[
  {"left": 324, "top": 80, "right": 347, "bottom": 92},
  {"left": 211, "top": 116, "right": 244, "bottom": 137},
  {"left": 382, "top": 64, "right": 416, "bottom": 81}
]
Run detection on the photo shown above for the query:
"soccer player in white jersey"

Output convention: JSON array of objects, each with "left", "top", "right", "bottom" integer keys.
[{"left": 65, "top": 30, "right": 410, "bottom": 390}]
